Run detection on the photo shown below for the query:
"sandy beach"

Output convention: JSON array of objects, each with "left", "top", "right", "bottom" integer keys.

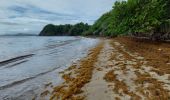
[
  {"left": 1, "top": 0, "right": 170, "bottom": 99},
  {"left": 41, "top": 37, "right": 170, "bottom": 100}
]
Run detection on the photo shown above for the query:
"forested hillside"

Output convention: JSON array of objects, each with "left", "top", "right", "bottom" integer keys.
[
  {"left": 86, "top": 0, "right": 170, "bottom": 40},
  {"left": 40, "top": 0, "right": 170, "bottom": 40},
  {"left": 39, "top": 22, "right": 90, "bottom": 36}
]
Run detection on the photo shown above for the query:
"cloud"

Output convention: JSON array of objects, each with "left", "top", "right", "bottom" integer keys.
[{"left": 0, "top": 0, "right": 115, "bottom": 35}]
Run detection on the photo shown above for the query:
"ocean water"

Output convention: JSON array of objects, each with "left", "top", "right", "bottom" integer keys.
[{"left": 0, "top": 36, "right": 99, "bottom": 100}]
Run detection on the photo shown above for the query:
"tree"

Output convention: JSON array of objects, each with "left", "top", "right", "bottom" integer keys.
[
  {"left": 39, "top": 24, "right": 56, "bottom": 36},
  {"left": 85, "top": 0, "right": 170, "bottom": 39},
  {"left": 39, "top": 23, "right": 90, "bottom": 36}
]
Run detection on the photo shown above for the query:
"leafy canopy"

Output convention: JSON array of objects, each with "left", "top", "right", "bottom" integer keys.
[{"left": 86, "top": 0, "right": 170, "bottom": 37}]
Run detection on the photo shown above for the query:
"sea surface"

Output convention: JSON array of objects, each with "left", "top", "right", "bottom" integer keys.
[{"left": 0, "top": 36, "right": 99, "bottom": 100}]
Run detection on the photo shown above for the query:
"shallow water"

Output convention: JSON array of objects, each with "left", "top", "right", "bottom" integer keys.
[{"left": 0, "top": 36, "right": 99, "bottom": 100}]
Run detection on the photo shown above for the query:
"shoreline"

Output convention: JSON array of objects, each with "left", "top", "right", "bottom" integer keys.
[
  {"left": 40, "top": 37, "right": 170, "bottom": 100},
  {"left": 0, "top": 37, "right": 99, "bottom": 100},
  {"left": 42, "top": 41, "right": 104, "bottom": 100}
]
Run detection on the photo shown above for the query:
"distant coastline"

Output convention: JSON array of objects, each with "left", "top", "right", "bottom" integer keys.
[{"left": 0, "top": 33, "right": 37, "bottom": 36}]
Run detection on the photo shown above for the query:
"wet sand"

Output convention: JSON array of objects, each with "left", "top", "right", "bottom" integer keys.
[{"left": 44, "top": 37, "right": 170, "bottom": 100}]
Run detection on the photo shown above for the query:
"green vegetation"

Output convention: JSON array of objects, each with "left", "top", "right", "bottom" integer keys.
[
  {"left": 86, "top": 0, "right": 170, "bottom": 40},
  {"left": 40, "top": 0, "right": 170, "bottom": 40},
  {"left": 39, "top": 22, "right": 90, "bottom": 36}
]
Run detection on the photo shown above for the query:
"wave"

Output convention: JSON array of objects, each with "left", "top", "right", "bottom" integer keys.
[
  {"left": 44, "top": 38, "right": 80, "bottom": 49},
  {"left": 0, "top": 54, "right": 34, "bottom": 67},
  {"left": 0, "top": 66, "right": 62, "bottom": 90},
  {"left": 4, "top": 60, "right": 28, "bottom": 69}
]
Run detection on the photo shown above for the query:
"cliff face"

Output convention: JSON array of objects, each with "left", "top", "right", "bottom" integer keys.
[{"left": 39, "top": 23, "right": 90, "bottom": 36}]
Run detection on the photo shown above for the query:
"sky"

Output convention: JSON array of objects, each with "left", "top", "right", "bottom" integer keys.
[{"left": 0, "top": 0, "right": 115, "bottom": 35}]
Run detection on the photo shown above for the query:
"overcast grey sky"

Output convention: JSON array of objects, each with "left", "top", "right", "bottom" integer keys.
[{"left": 0, "top": 0, "right": 115, "bottom": 35}]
